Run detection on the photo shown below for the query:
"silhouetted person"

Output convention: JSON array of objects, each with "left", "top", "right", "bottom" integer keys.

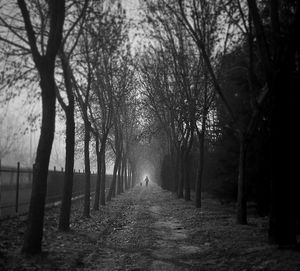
[
  {"left": 140, "top": 181, "right": 142, "bottom": 186},
  {"left": 145, "top": 176, "right": 149, "bottom": 187}
]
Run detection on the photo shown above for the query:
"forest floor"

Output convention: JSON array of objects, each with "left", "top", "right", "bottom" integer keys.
[{"left": 1, "top": 183, "right": 300, "bottom": 271}]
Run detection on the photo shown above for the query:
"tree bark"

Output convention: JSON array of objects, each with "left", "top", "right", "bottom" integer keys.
[
  {"left": 184, "top": 153, "right": 191, "bottom": 201},
  {"left": 132, "top": 165, "right": 137, "bottom": 187},
  {"left": 107, "top": 156, "right": 120, "bottom": 201},
  {"left": 184, "top": 127, "right": 194, "bottom": 201},
  {"left": 172, "top": 147, "right": 179, "bottom": 193},
  {"left": 83, "top": 120, "right": 91, "bottom": 218},
  {"left": 177, "top": 153, "right": 184, "bottom": 198},
  {"left": 22, "top": 68, "right": 56, "bottom": 254},
  {"left": 19, "top": 0, "right": 65, "bottom": 254},
  {"left": 58, "top": 105, "right": 75, "bottom": 231},
  {"left": 119, "top": 158, "right": 124, "bottom": 193},
  {"left": 195, "top": 130, "right": 205, "bottom": 208},
  {"left": 124, "top": 159, "right": 128, "bottom": 190},
  {"left": 129, "top": 165, "right": 133, "bottom": 188},
  {"left": 100, "top": 141, "right": 106, "bottom": 206},
  {"left": 93, "top": 137, "right": 101, "bottom": 211},
  {"left": 116, "top": 160, "right": 121, "bottom": 195},
  {"left": 58, "top": 51, "right": 75, "bottom": 232},
  {"left": 236, "top": 132, "right": 247, "bottom": 224}
]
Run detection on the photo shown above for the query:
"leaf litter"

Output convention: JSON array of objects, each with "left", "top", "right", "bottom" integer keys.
[{"left": 0, "top": 184, "right": 300, "bottom": 270}]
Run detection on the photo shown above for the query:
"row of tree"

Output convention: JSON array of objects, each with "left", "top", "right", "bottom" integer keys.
[
  {"left": 137, "top": 0, "right": 299, "bottom": 247},
  {"left": 0, "top": 0, "right": 143, "bottom": 254},
  {"left": 1, "top": 0, "right": 299, "bottom": 254}
]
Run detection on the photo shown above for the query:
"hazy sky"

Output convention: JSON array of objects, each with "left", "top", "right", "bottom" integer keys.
[{"left": 0, "top": 0, "right": 144, "bottom": 173}]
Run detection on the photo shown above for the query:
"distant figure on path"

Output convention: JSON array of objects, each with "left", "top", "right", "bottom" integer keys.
[
  {"left": 140, "top": 181, "right": 142, "bottom": 186},
  {"left": 145, "top": 176, "right": 149, "bottom": 187}
]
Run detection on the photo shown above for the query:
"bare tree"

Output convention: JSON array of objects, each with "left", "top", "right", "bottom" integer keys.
[
  {"left": 107, "top": 54, "right": 136, "bottom": 201},
  {"left": 165, "top": 0, "right": 269, "bottom": 224},
  {"left": 14, "top": 0, "right": 65, "bottom": 254},
  {"left": 73, "top": 30, "right": 93, "bottom": 218},
  {"left": 140, "top": 2, "right": 212, "bottom": 201},
  {"left": 86, "top": 3, "right": 127, "bottom": 208},
  {"left": 54, "top": 0, "right": 89, "bottom": 231}
]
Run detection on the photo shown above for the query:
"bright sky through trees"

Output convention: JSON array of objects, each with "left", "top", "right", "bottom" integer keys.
[{"left": 0, "top": 0, "right": 142, "bottom": 173}]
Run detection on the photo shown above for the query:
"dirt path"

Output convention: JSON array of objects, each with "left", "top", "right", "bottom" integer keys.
[
  {"left": 81, "top": 183, "right": 300, "bottom": 271},
  {"left": 82, "top": 183, "right": 202, "bottom": 270},
  {"left": 1, "top": 182, "right": 300, "bottom": 270}
]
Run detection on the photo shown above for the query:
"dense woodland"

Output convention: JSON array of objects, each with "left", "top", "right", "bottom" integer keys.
[{"left": 0, "top": 0, "right": 299, "bottom": 255}]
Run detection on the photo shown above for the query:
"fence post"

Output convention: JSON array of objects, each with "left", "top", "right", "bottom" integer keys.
[{"left": 15, "top": 162, "right": 20, "bottom": 213}]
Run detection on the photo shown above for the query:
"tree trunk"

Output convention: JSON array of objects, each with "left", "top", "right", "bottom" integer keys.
[
  {"left": 177, "top": 153, "right": 184, "bottom": 198},
  {"left": 132, "top": 166, "right": 137, "bottom": 187},
  {"left": 116, "top": 161, "right": 121, "bottom": 195},
  {"left": 131, "top": 167, "right": 133, "bottom": 187},
  {"left": 124, "top": 159, "right": 128, "bottom": 190},
  {"left": 236, "top": 132, "right": 247, "bottom": 224},
  {"left": 120, "top": 157, "right": 125, "bottom": 193},
  {"left": 58, "top": 105, "right": 75, "bottom": 231},
  {"left": 22, "top": 70, "right": 56, "bottom": 254},
  {"left": 184, "top": 154, "right": 191, "bottom": 201},
  {"left": 18, "top": 0, "right": 65, "bottom": 254},
  {"left": 195, "top": 74, "right": 208, "bottom": 207},
  {"left": 195, "top": 131, "right": 205, "bottom": 208},
  {"left": 118, "top": 160, "right": 122, "bottom": 193},
  {"left": 129, "top": 165, "right": 133, "bottom": 188},
  {"left": 83, "top": 120, "right": 91, "bottom": 218},
  {"left": 100, "top": 139, "right": 107, "bottom": 206},
  {"left": 107, "top": 156, "right": 120, "bottom": 201},
  {"left": 93, "top": 137, "right": 101, "bottom": 211},
  {"left": 57, "top": 51, "right": 75, "bottom": 232},
  {"left": 172, "top": 148, "right": 179, "bottom": 193}
]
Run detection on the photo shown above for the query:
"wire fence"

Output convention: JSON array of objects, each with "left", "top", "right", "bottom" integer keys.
[{"left": 0, "top": 161, "right": 110, "bottom": 219}]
